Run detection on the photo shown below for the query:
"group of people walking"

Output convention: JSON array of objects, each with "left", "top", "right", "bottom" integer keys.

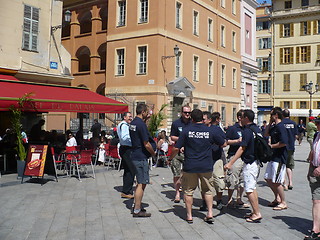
[{"left": 116, "top": 103, "right": 319, "bottom": 240}]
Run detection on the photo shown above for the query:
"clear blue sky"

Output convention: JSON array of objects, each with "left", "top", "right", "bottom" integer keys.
[{"left": 256, "top": 0, "right": 272, "bottom": 4}]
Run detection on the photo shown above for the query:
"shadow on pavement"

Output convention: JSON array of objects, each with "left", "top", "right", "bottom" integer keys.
[{"left": 273, "top": 216, "right": 312, "bottom": 235}]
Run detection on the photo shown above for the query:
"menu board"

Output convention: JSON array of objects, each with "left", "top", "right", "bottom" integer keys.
[{"left": 24, "top": 145, "right": 48, "bottom": 177}]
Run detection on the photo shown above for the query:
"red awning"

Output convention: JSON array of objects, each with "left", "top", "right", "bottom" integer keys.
[{"left": 0, "top": 78, "right": 128, "bottom": 113}]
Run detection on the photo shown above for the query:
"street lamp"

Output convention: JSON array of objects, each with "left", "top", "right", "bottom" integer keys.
[
  {"left": 161, "top": 45, "right": 180, "bottom": 60},
  {"left": 51, "top": 10, "right": 71, "bottom": 33},
  {"left": 303, "top": 81, "right": 319, "bottom": 117}
]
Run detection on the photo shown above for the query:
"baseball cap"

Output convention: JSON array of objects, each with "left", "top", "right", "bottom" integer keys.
[{"left": 309, "top": 116, "right": 315, "bottom": 121}]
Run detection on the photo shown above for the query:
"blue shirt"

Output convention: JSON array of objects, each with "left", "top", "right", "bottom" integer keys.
[
  {"left": 210, "top": 125, "right": 226, "bottom": 161},
  {"left": 282, "top": 118, "right": 298, "bottom": 151},
  {"left": 226, "top": 122, "right": 243, "bottom": 157},
  {"left": 117, "top": 121, "right": 132, "bottom": 147},
  {"left": 170, "top": 117, "right": 191, "bottom": 138},
  {"left": 175, "top": 123, "right": 225, "bottom": 173},
  {"left": 129, "top": 117, "right": 150, "bottom": 160},
  {"left": 269, "top": 121, "right": 289, "bottom": 164},
  {"left": 241, "top": 123, "right": 261, "bottom": 164}
]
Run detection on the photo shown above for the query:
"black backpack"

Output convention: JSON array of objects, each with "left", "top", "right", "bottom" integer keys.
[{"left": 248, "top": 126, "right": 273, "bottom": 166}]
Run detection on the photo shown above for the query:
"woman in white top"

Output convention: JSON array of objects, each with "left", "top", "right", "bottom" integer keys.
[
  {"left": 66, "top": 132, "right": 77, "bottom": 147},
  {"left": 98, "top": 136, "right": 106, "bottom": 165}
]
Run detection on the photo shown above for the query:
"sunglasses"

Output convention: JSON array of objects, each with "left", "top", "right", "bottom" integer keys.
[{"left": 183, "top": 112, "right": 191, "bottom": 114}]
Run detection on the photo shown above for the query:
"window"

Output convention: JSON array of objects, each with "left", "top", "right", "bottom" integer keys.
[
  {"left": 208, "top": 18, "right": 213, "bottom": 42},
  {"left": 302, "top": 0, "right": 309, "bottom": 7},
  {"left": 300, "top": 73, "right": 307, "bottom": 90},
  {"left": 76, "top": 46, "right": 91, "bottom": 72},
  {"left": 258, "top": 38, "right": 271, "bottom": 49},
  {"left": 232, "top": 107, "right": 237, "bottom": 122},
  {"left": 258, "top": 80, "right": 271, "bottom": 93},
  {"left": 193, "top": 56, "right": 199, "bottom": 82},
  {"left": 221, "top": 0, "right": 225, "bottom": 8},
  {"left": 296, "top": 46, "right": 311, "bottom": 63},
  {"left": 221, "top": 64, "right": 226, "bottom": 87},
  {"left": 232, "top": 68, "right": 237, "bottom": 89},
  {"left": 221, "top": 25, "right": 225, "bottom": 47},
  {"left": 208, "top": 60, "right": 213, "bottom": 85},
  {"left": 257, "top": 57, "right": 271, "bottom": 72},
  {"left": 232, "top": 31, "right": 236, "bottom": 52},
  {"left": 300, "top": 101, "right": 307, "bottom": 109},
  {"left": 193, "top": 11, "right": 199, "bottom": 36},
  {"left": 256, "top": 21, "right": 270, "bottom": 31},
  {"left": 193, "top": 104, "right": 199, "bottom": 109},
  {"left": 138, "top": 46, "right": 147, "bottom": 74},
  {"left": 117, "top": 0, "right": 126, "bottom": 26},
  {"left": 221, "top": 106, "right": 226, "bottom": 122},
  {"left": 280, "top": 47, "right": 294, "bottom": 64},
  {"left": 284, "top": 1, "right": 292, "bottom": 9},
  {"left": 22, "top": 5, "right": 39, "bottom": 51},
  {"left": 176, "top": 2, "right": 182, "bottom": 29},
  {"left": 301, "top": 21, "right": 311, "bottom": 35},
  {"left": 283, "top": 74, "right": 290, "bottom": 91},
  {"left": 232, "top": 0, "right": 236, "bottom": 15},
  {"left": 116, "top": 49, "right": 125, "bottom": 76},
  {"left": 139, "top": 0, "right": 148, "bottom": 23},
  {"left": 280, "top": 23, "right": 294, "bottom": 37},
  {"left": 283, "top": 101, "right": 291, "bottom": 109},
  {"left": 314, "top": 20, "right": 320, "bottom": 35},
  {"left": 175, "top": 51, "right": 181, "bottom": 78}
]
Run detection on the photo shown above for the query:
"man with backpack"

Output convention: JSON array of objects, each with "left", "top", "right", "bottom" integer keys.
[
  {"left": 264, "top": 107, "right": 289, "bottom": 211},
  {"left": 224, "top": 109, "right": 262, "bottom": 223}
]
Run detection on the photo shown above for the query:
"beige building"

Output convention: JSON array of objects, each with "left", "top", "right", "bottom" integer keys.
[
  {"left": 0, "top": 0, "right": 72, "bottom": 133},
  {"left": 272, "top": 0, "right": 320, "bottom": 122},
  {"left": 63, "top": 0, "right": 242, "bottom": 128},
  {"left": 256, "top": 3, "right": 272, "bottom": 124}
]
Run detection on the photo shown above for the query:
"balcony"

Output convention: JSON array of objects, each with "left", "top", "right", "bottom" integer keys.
[{"left": 272, "top": 5, "right": 320, "bottom": 18}]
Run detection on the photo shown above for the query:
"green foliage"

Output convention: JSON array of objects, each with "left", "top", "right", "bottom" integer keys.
[
  {"left": 148, "top": 104, "right": 168, "bottom": 137},
  {"left": 10, "top": 93, "right": 34, "bottom": 161}
]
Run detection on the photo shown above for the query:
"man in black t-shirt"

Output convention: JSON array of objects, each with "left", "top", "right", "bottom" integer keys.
[{"left": 224, "top": 109, "right": 262, "bottom": 223}]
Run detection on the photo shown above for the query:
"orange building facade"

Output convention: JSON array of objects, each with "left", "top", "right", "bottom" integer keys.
[{"left": 63, "top": 0, "right": 242, "bottom": 128}]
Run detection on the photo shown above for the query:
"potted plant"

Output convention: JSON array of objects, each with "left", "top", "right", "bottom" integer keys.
[
  {"left": 148, "top": 104, "right": 168, "bottom": 138},
  {"left": 10, "top": 93, "right": 34, "bottom": 178}
]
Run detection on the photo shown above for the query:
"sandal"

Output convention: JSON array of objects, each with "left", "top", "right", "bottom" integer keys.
[
  {"left": 204, "top": 216, "right": 214, "bottom": 224},
  {"left": 273, "top": 205, "right": 288, "bottom": 211},
  {"left": 186, "top": 219, "right": 193, "bottom": 224},
  {"left": 246, "top": 217, "right": 262, "bottom": 223},
  {"left": 304, "top": 231, "right": 320, "bottom": 240},
  {"left": 244, "top": 213, "right": 253, "bottom": 219},
  {"left": 268, "top": 201, "right": 279, "bottom": 207}
]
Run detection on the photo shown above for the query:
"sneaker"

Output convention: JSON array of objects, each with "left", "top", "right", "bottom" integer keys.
[
  {"left": 121, "top": 193, "right": 134, "bottom": 199},
  {"left": 131, "top": 206, "right": 146, "bottom": 214},
  {"left": 216, "top": 200, "right": 223, "bottom": 210},
  {"left": 132, "top": 210, "right": 151, "bottom": 217}
]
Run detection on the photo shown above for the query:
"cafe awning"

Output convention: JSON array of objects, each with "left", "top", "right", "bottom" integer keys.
[
  {"left": 288, "top": 109, "right": 320, "bottom": 117},
  {"left": 0, "top": 77, "right": 128, "bottom": 113}
]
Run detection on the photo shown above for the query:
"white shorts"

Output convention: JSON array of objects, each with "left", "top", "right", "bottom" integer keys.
[
  {"left": 242, "top": 161, "right": 260, "bottom": 193},
  {"left": 264, "top": 161, "right": 286, "bottom": 184}
]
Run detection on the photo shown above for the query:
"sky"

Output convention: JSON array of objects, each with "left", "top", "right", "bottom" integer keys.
[{"left": 256, "top": 0, "right": 272, "bottom": 4}]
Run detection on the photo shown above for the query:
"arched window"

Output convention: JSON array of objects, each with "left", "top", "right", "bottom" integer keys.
[
  {"left": 78, "top": 11, "right": 92, "bottom": 34},
  {"left": 99, "top": 7, "right": 108, "bottom": 30},
  {"left": 76, "top": 46, "right": 91, "bottom": 72},
  {"left": 98, "top": 44, "right": 106, "bottom": 70}
]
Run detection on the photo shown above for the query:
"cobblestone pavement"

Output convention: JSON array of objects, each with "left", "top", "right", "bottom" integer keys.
[{"left": 0, "top": 139, "right": 313, "bottom": 240}]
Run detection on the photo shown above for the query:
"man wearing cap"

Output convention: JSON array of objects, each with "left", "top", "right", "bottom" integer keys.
[{"left": 307, "top": 116, "right": 317, "bottom": 152}]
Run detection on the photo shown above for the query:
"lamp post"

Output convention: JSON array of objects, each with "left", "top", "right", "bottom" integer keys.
[
  {"left": 51, "top": 10, "right": 71, "bottom": 33},
  {"left": 161, "top": 45, "right": 180, "bottom": 73},
  {"left": 303, "top": 81, "right": 319, "bottom": 117}
]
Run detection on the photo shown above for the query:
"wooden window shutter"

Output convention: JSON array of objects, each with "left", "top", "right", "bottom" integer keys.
[
  {"left": 307, "top": 46, "right": 311, "bottom": 62},
  {"left": 317, "top": 45, "right": 320, "bottom": 59},
  {"left": 280, "top": 48, "right": 283, "bottom": 64},
  {"left": 290, "top": 47, "right": 294, "bottom": 64},
  {"left": 280, "top": 101, "right": 284, "bottom": 108},
  {"left": 300, "top": 22, "right": 303, "bottom": 35},
  {"left": 313, "top": 20, "right": 317, "bottom": 35},
  {"left": 296, "top": 47, "right": 300, "bottom": 63},
  {"left": 290, "top": 23, "right": 294, "bottom": 36},
  {"left": 280, "top": 24, "right": 283, "bottom": 38},
  {"left": 314, "top": 101, "right": 318, "bottom": 109},
  {"left": 317, "top": 73, "right": 320, "bottom": 85},
  {"left": 307, "top": 21, "right": 311, "bottom": 35},
  {"left": 290, "top": 101, "right": 293, "bottom": 109}
]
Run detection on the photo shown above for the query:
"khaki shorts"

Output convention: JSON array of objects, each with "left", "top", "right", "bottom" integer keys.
[
  {"left": 171, "top": 153, "right": 184, "bottom": 177},
  {"left": 212, "top": 159, "right": 225, "bottom": 193},
  {"left": 308, "top": 165, "right": 320, "bottom": 200},
  {"left": 182, "top": 172, "right": 214, "bottom": 196},
  {"left": 225, "top": 156, "right": 244, "bottom": 189},
  {"left": 286, "top": 150, "right": 294, "bottom": 170}
]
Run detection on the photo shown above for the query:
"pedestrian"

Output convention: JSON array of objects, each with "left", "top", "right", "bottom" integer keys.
[
  {"left": 282, "top": 109, "right": 298, "bottom": 190},
  {"left": 167, "top": 109, "right": 226, "bottom": 224},
  {"left": 117, "top": 112, "right": 135, "bottom": 199},
  {"left": 90, "top": 119, "right": 101, "bottom": 148},
  {"left": 97, "top": 136, "right": 106, "bottom": 166},
  {"left": 261, "top": 120, "right": 269, "bottom": 142},
  {"left": 29, "top": 119, "right": 45, "bottom": 142},
  {"left": 307, "top": 117, "right": 317, "bottom": 152},
  {"left": 264, "top": 107, "right": 288, "bottom": 211},
  {"left": 297, "top": 119, "right": 306, "bottom": 145},
  {"left": 305, "top": 115, "right": 320, "bottom": 240},
  {"left": 169, "top": 105, "right": 192, "bottom": 203},
  {"left": 225, "top": 109, "right": 249, "bottom": 208},
  {"left": 224, "top": 109, "right": 262, "bottom": 223},
  {"left": 129, "top": 104, "right": 155, "bottom": 217}
]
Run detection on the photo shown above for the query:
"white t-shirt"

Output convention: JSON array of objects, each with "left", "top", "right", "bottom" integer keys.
[{"left": 66, "top": 137, "right": 77, "bottom": 147}]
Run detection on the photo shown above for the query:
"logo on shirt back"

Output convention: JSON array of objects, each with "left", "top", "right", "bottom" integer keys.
[
  {"left": 130, "top": 125, "right": 137, "bottom": 131},
  {"left": 188, "top": 131, "right": 209, "bottom": 139},
  {"left": 284, "top": 124, "right": 294, "bottom": 129}
]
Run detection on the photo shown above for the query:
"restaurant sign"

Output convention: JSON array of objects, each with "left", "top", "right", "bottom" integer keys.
[{"left": 24, "top": 145, "right": 48, "bottom": 177}]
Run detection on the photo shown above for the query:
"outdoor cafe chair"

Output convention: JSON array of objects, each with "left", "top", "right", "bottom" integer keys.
[
  {"left": 77, "top": 149, "right": 96, "bottom": 181},
  {"left": 106, "top": 144, "right": 120, "bottom": 170}
]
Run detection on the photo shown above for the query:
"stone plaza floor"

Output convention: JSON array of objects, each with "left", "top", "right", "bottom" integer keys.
[{"left": 0, "top": 139, "right": 314, "bottom": 240}]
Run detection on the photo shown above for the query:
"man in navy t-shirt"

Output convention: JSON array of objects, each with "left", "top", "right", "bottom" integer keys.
[
  {"left": 168, "top": 109, "right": 225, "bottom": 224},
  {"left": 224, "top": 109, "right": 262, "bottom": 223},
  {"left": 282, "top": 109, "right": 298, "bottom": 190},
  {"left": 129, "top": 103, "right": 155, "bottom": 217},
  {"left": 264, "top": 107, "right": 288, "bottom": 211}
]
